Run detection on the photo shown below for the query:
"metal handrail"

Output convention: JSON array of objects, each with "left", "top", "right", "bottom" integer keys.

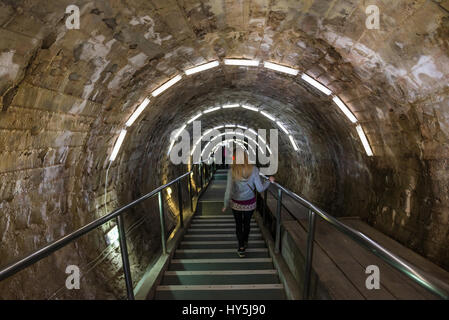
[
  {"left": 259, "top": 173, "right": 449, "bottom": 300},
  {"left": 0, "top": 162, "right": 215, "bottom": 300}
]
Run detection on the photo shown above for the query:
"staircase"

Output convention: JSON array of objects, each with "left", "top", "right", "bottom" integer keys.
[{"left": 155, "top": 169, "right": 286, "bottom": 300}]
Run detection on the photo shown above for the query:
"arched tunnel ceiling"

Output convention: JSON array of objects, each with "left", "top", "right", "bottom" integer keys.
[
  {"left": 123, "top": 69, "right": 361, "bottom": 161},
  {"left": 1, "top": 0, "right": 449, "bottom": 298}
]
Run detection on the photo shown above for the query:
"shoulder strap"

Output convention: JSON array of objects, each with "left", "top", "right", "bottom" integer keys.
[{"left": 246, "top": 182, "right": 256, "bottom": 196}]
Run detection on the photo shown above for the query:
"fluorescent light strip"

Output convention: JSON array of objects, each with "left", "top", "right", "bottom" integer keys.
[
  {"left": 332, "top": 96, "right": 357, "bottom": 123},
  {"left": 151, "top": 74, "right": 182, "bottom": 97},
  {"left": 210, "top": 139, "right": 254, "bottom": 157},
  {"left": 204, "top": 106, "right": 221, "bottom": 113},
  {"left": 185, "top": 61, "right": 219, "bottom": 75},
  {"left": 190, "top": 143, "right": 198, "bottom": 156},
  {"left": 174, "top": 124, "right": 187, "bottom": 140},
  {"left": 260, "top": 111, "right": 275, "bottom": 121},
  {"left": 276, "top": 121, "right": 289, "bottom": 135},
  {"left": 224, "top": 59, "right": 260, "bottom": 66},
  {"left": 206, "top": 136, "right": 263, "bottom": 157},
  {"left": 201, "top": 141, "right": 212, "bottom": 157},
  {"left": 190, "top": 125, "right": 279, "bottom": 159},
  {"left": 125, "top": 98, "right": 150, "bottom": 127},
  {"left": 234, "top": 132, "right": 268, "bottom": 155},
  {"left": 222, "top": 104, "right": 240, "bottom": 109},
  {"left": 263, "top": 61, "right": 299, "bottom": 76},
  {"left": 205, "top": 131, "right": 268, "bottom": 155},
  {"left": 187, "top": 112, "right": 202, "bottom": 124},
  {"left": 203, "top": 128, "right": 214, "bottom": 136},
  {"left": 356, "top": 125, "right": 373, "bottom": 156},
  {"left": 289, "top": 135, "right": 298, "bottom": 151},
  {"left": 167, "top": 124, "right": 187, "bottom": 156},
  {"left": 225, "top": 124, "right": 235, "bottom": 128},
  {"left": 110, "top": 130, "right": 127, "bottom": 162},
  {"left": 167, "top": 140, "right": 175, "bottom": 156},
  {"left": 242, "top": 104, "right": 259, "bottom": 112},
  {"left": 301, "top": 74, "right": 332, "bottom": 95}
]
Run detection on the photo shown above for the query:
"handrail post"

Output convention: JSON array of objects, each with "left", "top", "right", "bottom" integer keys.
[
  {"left": 303, "top": 209, "right": 317, "bottom": 300},
  {"left": 275, "top": 188, "right": 283, "bottom": 254},
  {"left": 177, "top": 180, "right": 184, "bottom": 228},
  {"left": 193, "top": 165, "right": 197, "bottom": 195},
  {"left": 200, "top": 163, "right": 203, "bottom": 190},
  {"left": 188, "top": 172, "right": 193, "bottom": 213},
  {"left": 158, "top": 191, "right": 167, "bottom": 255},
  {"left": 116, "top": 215, "right": 134, "bottom": 300},
  {"left": 263, "top": 189, "right": 268, "bottom": 225}
]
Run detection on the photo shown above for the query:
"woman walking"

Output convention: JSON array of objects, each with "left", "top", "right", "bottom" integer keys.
[{"left": 222, "top": 150, "right": 275, "bottom": 257}]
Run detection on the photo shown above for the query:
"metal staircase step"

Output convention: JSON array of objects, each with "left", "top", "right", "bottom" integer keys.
[
  {"left": 174, "top": 248, "right": 269, "bottom": 259},
  {"left": 183, "top": 233, "right": 262, "bottom": 241},
  {"left": 155, "top": 284, "right": 285, "bottom": 300},
  {"left": 193, "top": 214, "right": 240, "bottom": 220},
  {"left": 161, "top": 270, "right": 280, "bottom": 285},
  {"left": 189, "top": 223, "right": 258, "bottom": 228},
  {"left": 155, "top": 170, "right": 286, "bottom": 300},
  {"left": 179, "top": 240, "right": 266, "bottom": 249},
  {"left": 168, "top": 258, "right": 274, "bottom": 271},
  {"left": 191, "top": 217, "right": 257, "bottom": 225},
  {"left": 187, "top": 228, "right": 260, "bottom": 234}
]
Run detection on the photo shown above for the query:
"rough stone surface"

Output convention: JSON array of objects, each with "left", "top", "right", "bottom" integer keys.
[{"left": 0, "top": 0, "right": 448, "bottom": 298}]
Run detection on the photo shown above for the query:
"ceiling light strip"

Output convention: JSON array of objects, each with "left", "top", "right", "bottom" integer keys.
[
  {"left": 276, "top": 121, "right": 289, "bottom": 135},
  {"left": 151, "top": 74, "right": 182, "bottom": 97},
  {"left": 204, "top": 106, "right": 221, "bottom": 113},
  {"left": 301, "top": 73, "right": 332, "bottom": 95},
  {"left": 185, "top": 61, "right": 220, "bottom": 75},
  {"left": 260, "top": 111, "right": 275, "bottom": 121},
  {"left": 125, "top": 98, "right": 150, "bottom": 127},
  {"left": 289, "top": 135, "right": 298, "bottom": 151},
  {"left": 222, "top": 104, "right": 240, "bottom": 109},
  {"left": 263, "top": 61, "right": 299, "bottom": 76},
  {"left": 332, "top": 96, "right": 357, "bottom": 123},
  {"left": 187, "top": 112, "right": 202, "bottom": 124},
  {"left": 241, "top": 105, "right": 259, "bottom": 112},
  {"left": 224, "top": 59, "right": 260, "bottom": 66},
  {"left": 356, "top": 125, "right": 373, "bottom": 157},
  {"left": 110, "top": 130, "right": 127, "bottom": 162}
]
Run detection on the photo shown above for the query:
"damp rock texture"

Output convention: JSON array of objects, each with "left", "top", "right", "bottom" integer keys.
[{"left": 0, "top": 0, "right": 449, "bottom": 298}]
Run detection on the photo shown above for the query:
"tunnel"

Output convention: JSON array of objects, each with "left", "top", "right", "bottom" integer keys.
[{"left": 0, "top": 0, "right": 449, "bottom": 300}]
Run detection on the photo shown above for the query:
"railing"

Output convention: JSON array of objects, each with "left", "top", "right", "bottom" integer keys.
[
  {"left": 0, "top": 162, "right": 215, "bottom": 300},
  {"left": 258, "top": 174, "right": 449, "bottom": 300}
]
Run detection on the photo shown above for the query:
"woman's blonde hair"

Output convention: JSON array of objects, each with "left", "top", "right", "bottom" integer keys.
[{"left": 231, "top": 149, "right": 254, "bottom": 181}]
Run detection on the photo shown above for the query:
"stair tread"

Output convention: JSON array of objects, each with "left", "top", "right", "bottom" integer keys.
[
  {"left": 164, "top": 269, "right": 277, "bottom": 275},
  {"left": 157, "top": 284, "right": 284, "bottom": 291},
  {"left": 181, "top": 240, "right": 265, "bottom": 244},
  {"left": 190, "top": 223, "right": 258, "bottom": 227},
  {"left": 157, "top": 171, "right": 286, "bottom": 300},
  {"left": 188, "top": 228, "right": 260, "bottom": 232},
  {"left": 184, "top": 234, "right": 261, "bottom": 237},
  {"left": 176, "top": 248, "right": 267, "bottom": 253},
  {"left": 172, "top": 258, "right": 272, "bottom": 263}
]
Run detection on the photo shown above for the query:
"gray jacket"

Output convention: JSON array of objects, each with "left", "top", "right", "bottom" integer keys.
[{"left": 224, "top": 167, "right": 271, "bottom": 207}]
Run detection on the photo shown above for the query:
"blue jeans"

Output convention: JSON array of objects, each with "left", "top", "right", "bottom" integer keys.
[{"left": 232, "top": 209, "right": 254, "bottom": 248}]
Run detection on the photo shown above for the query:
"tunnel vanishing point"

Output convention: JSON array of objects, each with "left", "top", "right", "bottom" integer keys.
[{"left": 0, "top": 0, "right": 449, "bottom": 300}]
